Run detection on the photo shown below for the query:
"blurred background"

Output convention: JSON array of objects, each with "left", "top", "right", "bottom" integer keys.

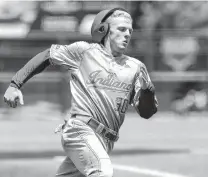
[
  {"left": 0, "top": 1, "right": 208, "bottom": 116},
  {"left": 1, "top": 1, "right": 208, "bottom": 177}
]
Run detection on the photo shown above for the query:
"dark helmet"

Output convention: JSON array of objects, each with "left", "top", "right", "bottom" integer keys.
[{"left": 91, "top": 7, "right": 128, "bottom": 43}]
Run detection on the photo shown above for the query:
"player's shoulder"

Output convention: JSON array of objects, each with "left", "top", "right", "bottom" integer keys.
[
  {"left": 66, "top": 41, "right": 98, "bottom": 54},
  {"left": 51, "top": 41, "right": 99, "bottom": 56},
  {"left": 124, "top": 55, "right": 145, "bottom": 68},
  {"left": 72, "top": 41, "right": 91, "bottom": 49}
]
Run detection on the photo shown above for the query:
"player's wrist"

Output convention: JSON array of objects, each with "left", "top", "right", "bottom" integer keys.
[
  {"left": 142, "top": 83, "right": 155, "bottom": 93},
  {"left": 10, "top": 80, "right": 21, "bottom": 89}
]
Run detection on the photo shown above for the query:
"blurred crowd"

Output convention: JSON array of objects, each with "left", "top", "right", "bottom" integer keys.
[
  {"left": 133, "top": 1, "right": 208, "bottom": 30},
  {"left": 132, "top": 1, "right": 208, "bottom": 114}
]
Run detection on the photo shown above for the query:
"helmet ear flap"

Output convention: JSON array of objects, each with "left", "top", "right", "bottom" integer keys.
[
  {"left": 92, "top": 7, "right": 128, "bottom": 43},
  {"left": 92, "top": 22, "right": 109, "bottom": 43}
]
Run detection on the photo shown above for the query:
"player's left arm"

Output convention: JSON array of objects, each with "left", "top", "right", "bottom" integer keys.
[{"left": 131, "top": 64, "right": 158, "bottom": 119}]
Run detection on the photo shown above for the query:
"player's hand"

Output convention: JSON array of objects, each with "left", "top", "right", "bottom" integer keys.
[
  {"left": 3, "top": 86, "right": 24, "bottom": 108},
  {"left": 139, "top": 67, "right": 155, "bottom": 93}
]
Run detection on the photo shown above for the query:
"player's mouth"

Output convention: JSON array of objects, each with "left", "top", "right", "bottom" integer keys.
[
  {"left": 122, "top": 40, "right": 128, "bottom": 47},
  {"left": 123, "top": 40, "right": 128, "bottom": 44}
]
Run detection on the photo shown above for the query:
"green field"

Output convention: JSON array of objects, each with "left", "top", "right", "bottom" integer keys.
[{"left": 0, "top": 111, "right": 208, "bottom": 177}]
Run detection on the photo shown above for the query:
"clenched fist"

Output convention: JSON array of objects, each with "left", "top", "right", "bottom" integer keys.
[{"left": 3, "top": 86, "right": 24, "bottom": 108}]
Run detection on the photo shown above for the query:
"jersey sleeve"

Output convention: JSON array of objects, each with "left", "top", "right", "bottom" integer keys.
[{"left": 49, "top": 41, "right": 90, "bottom": 71}]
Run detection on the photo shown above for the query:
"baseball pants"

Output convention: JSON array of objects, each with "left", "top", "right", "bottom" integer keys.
[{"left": 55, "top": 118, "right": 114, "bottom": 177}]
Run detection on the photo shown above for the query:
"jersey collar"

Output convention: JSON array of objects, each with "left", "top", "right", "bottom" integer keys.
[{"left": 98, "top": 44, "right": 125, "bottom": 60}]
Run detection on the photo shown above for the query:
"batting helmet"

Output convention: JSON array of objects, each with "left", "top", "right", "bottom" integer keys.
[{"left": 91, "top": 7, "right": 128, "bottom": 43}]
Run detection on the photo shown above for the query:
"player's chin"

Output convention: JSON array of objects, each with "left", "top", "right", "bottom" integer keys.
[
  {"left": 119, "top": 44, "right": 127, "bottom": 50},
  {"left": 118, "top": 46, "right": 127, "bottom": 53}
]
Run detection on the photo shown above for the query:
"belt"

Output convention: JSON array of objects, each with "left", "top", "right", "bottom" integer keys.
[{"left": 72, "top": 115, "right": 119, "bottom": 142}]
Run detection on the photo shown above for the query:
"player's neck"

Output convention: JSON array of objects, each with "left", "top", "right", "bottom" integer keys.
[{"left": 102, "top": 43, "right": 123, "bottom": 58}]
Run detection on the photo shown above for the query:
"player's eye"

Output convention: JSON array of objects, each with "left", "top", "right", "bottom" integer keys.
[{"left": 118, "top": 27, "right": 126, "bottom": 32}]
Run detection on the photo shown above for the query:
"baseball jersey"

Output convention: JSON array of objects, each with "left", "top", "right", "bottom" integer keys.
[{"left": 50, "top": 41, "right": 153, "bottom": 132}]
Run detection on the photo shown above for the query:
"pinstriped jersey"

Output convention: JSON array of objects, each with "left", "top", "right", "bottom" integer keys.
[{"left": 49, "top": 41, "right": 152, "bottom": 132}]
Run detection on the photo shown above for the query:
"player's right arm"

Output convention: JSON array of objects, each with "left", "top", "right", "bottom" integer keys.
[
  {"left": 3, "top": 42, "right": 88, "bottom": 108},
  {"left": 4, "top": 49, "right": 51, "bottom": 108}
]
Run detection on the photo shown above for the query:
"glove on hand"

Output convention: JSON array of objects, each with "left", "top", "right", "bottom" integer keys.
[{"left": 136, "top": 66, "right": 157, "bottom": 119}]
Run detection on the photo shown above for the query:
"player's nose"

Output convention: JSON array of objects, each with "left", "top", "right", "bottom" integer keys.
[
  {"left": 125, "top": 29, "right": 131, "bottom": 37},
  {"left": 124, "top": 35, "right": 130, "bottom": 43},
  {"left": 124, "top": 31, "right": 131, "bottom": 41}
]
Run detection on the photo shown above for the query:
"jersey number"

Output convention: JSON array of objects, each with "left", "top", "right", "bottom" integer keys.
[{"left": 116, "top": 97, "right": 129, "bottom": 114}]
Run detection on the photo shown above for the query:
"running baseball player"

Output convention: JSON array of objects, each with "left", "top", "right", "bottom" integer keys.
[{"left": 4, "top": 8, "right": 158, "bottom": 177}]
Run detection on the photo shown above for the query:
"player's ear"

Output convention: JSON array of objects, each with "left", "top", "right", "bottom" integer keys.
[{"left": 100, "top": 24, "right": 111, "bottom": 46}]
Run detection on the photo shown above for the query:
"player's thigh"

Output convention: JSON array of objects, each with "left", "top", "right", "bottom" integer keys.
[
  {"left": 56, "top": 157, "right": 84, "bottom": 177},
  {"left": 62, "top": 119, "right": 113, "bottom": 177}
]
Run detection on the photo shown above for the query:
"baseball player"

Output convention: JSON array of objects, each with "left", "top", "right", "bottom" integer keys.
[{"left": 3, "top": 8, "right": 158, "bottom": 177}]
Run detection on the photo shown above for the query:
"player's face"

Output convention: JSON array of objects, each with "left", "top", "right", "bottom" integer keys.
[{"left": 108, "top": 17, "right": 133, "bottom": 54}]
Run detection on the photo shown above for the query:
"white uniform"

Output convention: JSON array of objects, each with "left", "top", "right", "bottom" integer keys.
[
  {"left": 50, "top": 42, "right": 151, "bottom": 131},
  {"left": 50, "top": 41, "right": 155, "bottom": 177}
]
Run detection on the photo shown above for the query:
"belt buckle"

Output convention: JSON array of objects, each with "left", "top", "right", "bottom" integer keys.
[
  {"left": 94, "top": 121, "right": 119, "bottom": 142},
  {"left": 104, "top": 132, "right": 117, "bottom": 142},
  {"left": 103, "top": 130, "right": 119, "bottom": 142}
]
